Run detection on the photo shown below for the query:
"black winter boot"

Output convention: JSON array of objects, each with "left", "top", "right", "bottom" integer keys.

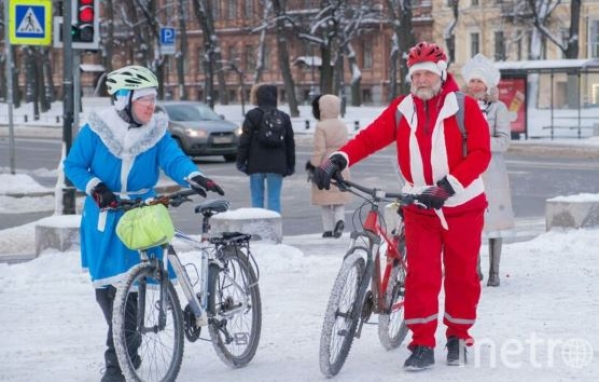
[
  {"left": 446, "top": 336, "right": 467, "bottom": 366},
  {"left": 403, "top": 346, "right": 434, "bottom": 371},
  {"left": 333, "top": 220, "right": 345, "bottom": 238},
  {"left": 487, "top": 238, "right": 502, "bottom": 287}
]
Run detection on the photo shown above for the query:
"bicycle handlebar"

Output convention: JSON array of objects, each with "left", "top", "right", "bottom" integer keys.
[
  {"left": 334, "top": 177, "right": 425, "bottom": 208},
  {"left": 112, "top": 188, "right": 200, "bottom": 211}
]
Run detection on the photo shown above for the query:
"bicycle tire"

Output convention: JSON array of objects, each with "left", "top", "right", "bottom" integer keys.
[
  {"left": 377, "top": 260, "right": 408, "bottom": 350},
  {"left": 113, "top": 262, "right": 184, "bottom": 382},
  {"left": 319, "top": 250, "right": 366, "bottom": 378},
  {"left": 208, "top": 245, "right": 262, "bottom": 368}
]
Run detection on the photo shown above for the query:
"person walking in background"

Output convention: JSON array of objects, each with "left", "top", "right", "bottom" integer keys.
[
  {"left": 64, "top": 66, "right": 224, "bottom": 382},
  {"left": 306, "top": 95, "right": 351, "bottom": 238},
  {"left": 313, "top": 42, "right": 491, "bottom": 371},
  {"left": 236, "top": 83, "right": 295, "bottom": 213},
  {"left": 462, "top": 54, "right": 515, "bottom": 287}
]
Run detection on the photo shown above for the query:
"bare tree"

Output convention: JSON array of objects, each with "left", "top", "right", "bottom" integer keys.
[
  {"left": 252, "top": 0, "right": 273, "bottom": 84},
  {"left": 444, "top": 0, "right": 459, "bottom": 64},
  {"left": 176, "top": 0, "right": 188, "bottom": 99},
  {"left": 386, "top": 0, "right": 416, "bottom": 98},
  {"left": 191, "top": 0, "right": 229, "bottom": 108},
  {"left": 117, "top": 0, "right": 167, "bottom": 98},
  {"left": 525, "top": 0, "right": 580, "bottom": 58},
  {"left": 271, "top": 0, "right": 299, "bottom": 117}
]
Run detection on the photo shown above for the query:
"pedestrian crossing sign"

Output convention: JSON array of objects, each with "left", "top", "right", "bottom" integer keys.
[{"left": 9, "top": 0, "right": 52, "bottom": 46}]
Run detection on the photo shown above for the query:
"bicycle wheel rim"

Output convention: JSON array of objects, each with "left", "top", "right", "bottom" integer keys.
[
  {"left": 114, "top": 264, "right": 184, "bottom": 382},
  {"left": 378, "top": 263, "right": 408, "bottom": 350},
  {"left": 319, "top": 252, "right": 365, "bottom": 377},
  {"left": 209, "top": 247, "right": 262, "bottom": 368}
]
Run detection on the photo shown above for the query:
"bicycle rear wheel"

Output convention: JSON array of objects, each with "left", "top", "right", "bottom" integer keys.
[
  {"left": 377, "top": 260, "right": 408, "bottom": 350},
  {"left": 113, "top": 262, "right": 184, "bottom": 382},
  {"left": 319, "top": 250, "right": 366, "bottom": 378},
  {"left": 208, "top": 245, "right": 262, "bottom": 368}
]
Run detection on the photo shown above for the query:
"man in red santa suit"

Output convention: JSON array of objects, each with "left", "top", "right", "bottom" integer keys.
[{"left": 313, "top": 41, "right": 491, "bottom": 371}]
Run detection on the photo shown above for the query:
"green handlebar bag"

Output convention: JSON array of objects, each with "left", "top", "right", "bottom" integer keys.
[{"left": 116, "top": 203, "right": 175, "bottom": 250}]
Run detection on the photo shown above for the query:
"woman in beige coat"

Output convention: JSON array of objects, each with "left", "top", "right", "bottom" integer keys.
[
  {"left": 306, "top": 95, "right": 351, "bottom": 238},
  {"left": 462, "top": 54, "right": 515, "bottom": 287}
]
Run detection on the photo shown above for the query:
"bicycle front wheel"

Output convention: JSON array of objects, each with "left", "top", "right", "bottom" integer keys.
[
  {"left": 208, "top": 245, "right": 262, "bottom": 368},
  {"left": 319, "top": 250, "right": 366, "bottom": 378},
  {"left": 378, "top": 260, "right": 408, "bottom": 350},
  {"left": 113, "top": 262, "right": 184, "bottom": 382}
]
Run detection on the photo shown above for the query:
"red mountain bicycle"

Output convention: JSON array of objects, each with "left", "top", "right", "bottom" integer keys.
[{"left": 319, "top": 178, "right": 424, "bottom": 377}]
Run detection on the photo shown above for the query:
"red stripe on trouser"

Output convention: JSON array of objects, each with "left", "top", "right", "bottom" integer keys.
[{"left": 403, "top": 208, "right": 484, "bottom": 349}]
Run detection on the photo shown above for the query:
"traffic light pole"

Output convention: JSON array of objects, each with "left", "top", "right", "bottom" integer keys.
[
  {"left": 62, "top": 0, "right": 76, "bottom": 214},
  {"left": 3, "top": 0, "right": 15, "bottom": 175}
]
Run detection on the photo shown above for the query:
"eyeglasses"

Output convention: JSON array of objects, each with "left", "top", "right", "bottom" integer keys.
[{"left": 135, "top": 95, "right": 157, "bottom": 105}]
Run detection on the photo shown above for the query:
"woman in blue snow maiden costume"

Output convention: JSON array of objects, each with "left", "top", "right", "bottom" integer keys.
[{"left": 64, "top": 65, "right": 224, "bottom": 382}]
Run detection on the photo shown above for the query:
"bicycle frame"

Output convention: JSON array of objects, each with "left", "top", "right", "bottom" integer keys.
[{"left": 343, "top": 190, "right": 408, "bottom": 338}]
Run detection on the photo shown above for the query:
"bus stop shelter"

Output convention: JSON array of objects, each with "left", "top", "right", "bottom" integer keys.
[{"left": 495, "top": 58, "right": 599, "bottom": 140}]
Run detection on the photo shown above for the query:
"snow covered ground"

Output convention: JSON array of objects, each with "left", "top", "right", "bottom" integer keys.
[{"left": 0, "top": 174, "right": 598, "bottom": 381}]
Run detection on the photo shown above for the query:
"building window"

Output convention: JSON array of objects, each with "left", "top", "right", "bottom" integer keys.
[
  {"left": 262, "top": 44, "right": 271, "bottom": 70},
  {"left": 589, "top": 19, "right": 599, "bottom": 58},
  {"left": 197, "top": 47, "right": 204, "bottom": 74},
  {"left": 471, "top": 0, "right": 479, "bottom": 6},
  {"left": 494, "top": 31, "right": 505, "bottom": 61},
  {"left": 227, "top": 0, "right": 236, "bottom": 19},
  {"left": 211, "top": 0, "right": 220, "bottom": 19},
  {"left": 516, "top": 31, "right": 523, "bottom": 60},
  {"left": 244, "top": 45, "right": 255, "bottom": 72},
  {"left": 362, "top": 41, "right": 373, "bottom": 69},
  {"left": 244, "top": 0, "right": 253, "bottom": 16},
  {"left": 470, "top": 33, "right": 479, "bottom": 57}
]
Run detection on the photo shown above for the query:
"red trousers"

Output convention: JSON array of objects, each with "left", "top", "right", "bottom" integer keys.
[{"left": 403, "top": 206, "right": 484, "bottom": 348}]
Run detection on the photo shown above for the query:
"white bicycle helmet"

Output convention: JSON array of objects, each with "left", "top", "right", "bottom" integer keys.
[{"left": 105, "top": 65, "right": 158, "bottom": 95}]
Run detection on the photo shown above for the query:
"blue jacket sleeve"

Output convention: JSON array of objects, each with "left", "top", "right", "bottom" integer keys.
[
  {"left": 63, "top": 125, "right": 100, "bottom": 194},
  {"left": 157, "top": 131, "right": 203, "bottom": 186}
]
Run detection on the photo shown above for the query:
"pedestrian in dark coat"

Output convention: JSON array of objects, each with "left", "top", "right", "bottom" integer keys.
[{"left": 236, "top": 83, "right": 295, "bottom": 213}]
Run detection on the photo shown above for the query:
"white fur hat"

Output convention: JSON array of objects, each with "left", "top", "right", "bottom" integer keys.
[{"left": 461, "top": 53, "right": 500, "bottom": 88}]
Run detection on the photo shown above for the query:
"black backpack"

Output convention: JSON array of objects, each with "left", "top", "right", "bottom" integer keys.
[{"left": 256, "top": 108, "right": 286, "bottom": 147}]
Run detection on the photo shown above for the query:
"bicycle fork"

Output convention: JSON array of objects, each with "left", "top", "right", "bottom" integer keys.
[{"left": 166, "top": 246, "right": 209, "bottom": 327}]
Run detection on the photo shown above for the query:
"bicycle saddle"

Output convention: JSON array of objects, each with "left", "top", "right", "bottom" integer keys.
[{"left": 194, "top": 199, "right": 230, "bottom": 216}]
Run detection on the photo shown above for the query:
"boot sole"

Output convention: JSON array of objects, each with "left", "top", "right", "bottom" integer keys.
[{"left": 404, "top": 364, "right": 434, "bottom": 371}]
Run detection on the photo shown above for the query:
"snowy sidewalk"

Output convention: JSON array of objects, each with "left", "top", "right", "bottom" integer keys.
[{"left": 0, "top": 228, "right": 597, "bottom": 382}]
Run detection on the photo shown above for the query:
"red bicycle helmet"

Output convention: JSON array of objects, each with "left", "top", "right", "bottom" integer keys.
[{"left": 407, "top": 42, "right": 448, "bottom": 80}]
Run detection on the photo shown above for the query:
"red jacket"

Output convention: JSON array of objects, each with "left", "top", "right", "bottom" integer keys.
[{"left": 339, "top": 74, "right": 491, "bottom": 218}]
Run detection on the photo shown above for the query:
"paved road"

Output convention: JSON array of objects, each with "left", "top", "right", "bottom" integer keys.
[{"left": 1, "top": 135, "right": 598, "bottom": 243}]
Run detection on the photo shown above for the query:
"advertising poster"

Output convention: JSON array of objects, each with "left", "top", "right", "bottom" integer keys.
[{"left": 497, "top": 78, "right": 527, "bottom": 134}]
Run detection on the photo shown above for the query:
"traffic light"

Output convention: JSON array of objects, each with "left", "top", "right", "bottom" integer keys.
[{"left": 73, "top": 0, "right": 97, "bottom": 44}]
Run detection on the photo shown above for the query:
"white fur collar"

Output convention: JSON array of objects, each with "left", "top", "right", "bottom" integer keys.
[{"left": 86, "top": 108, "right": 168, "bottom": 159}]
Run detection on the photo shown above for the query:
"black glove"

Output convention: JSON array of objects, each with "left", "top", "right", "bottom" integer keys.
[
  {"left": 305, "top": 160, "right": 316, "bottom": 172},
  {"left": 419, "top": 177, "right": 455, "bottom": 209},
  {"left": 285, "top": 166, "right": 295, "bottom": 177},
  {"left": 236, "top": 162, "right": 249, "bottom": 175},
  {"left": 190, "top": 175, "right": 225, "bottom": 196},
  {"left": 92, "top": 182, "right": 118, "bottom": 209},
  {"left": 313, "top": 154, "right": 347, "bottom": 190}
]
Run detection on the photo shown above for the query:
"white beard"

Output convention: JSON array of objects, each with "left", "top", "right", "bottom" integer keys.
[{"left": 410, "top": 79, "right": 442, "bottom": 101}]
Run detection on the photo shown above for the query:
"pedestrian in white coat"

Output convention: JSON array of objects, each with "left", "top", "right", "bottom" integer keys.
[
  {"left": 462, "top": 53, "right": 515, "bottom": 287},
  {"left": 306, "top": 95, "right": 351, "bottom": 238}
]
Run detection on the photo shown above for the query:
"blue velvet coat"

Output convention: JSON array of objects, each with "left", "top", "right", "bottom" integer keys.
[{"left": 64, "top": 108, "right": 201, "bottom": 287}]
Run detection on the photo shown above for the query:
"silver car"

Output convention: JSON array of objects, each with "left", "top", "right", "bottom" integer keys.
[{"left": 155, "top": 101, "right": 241, "bottom": 162}]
